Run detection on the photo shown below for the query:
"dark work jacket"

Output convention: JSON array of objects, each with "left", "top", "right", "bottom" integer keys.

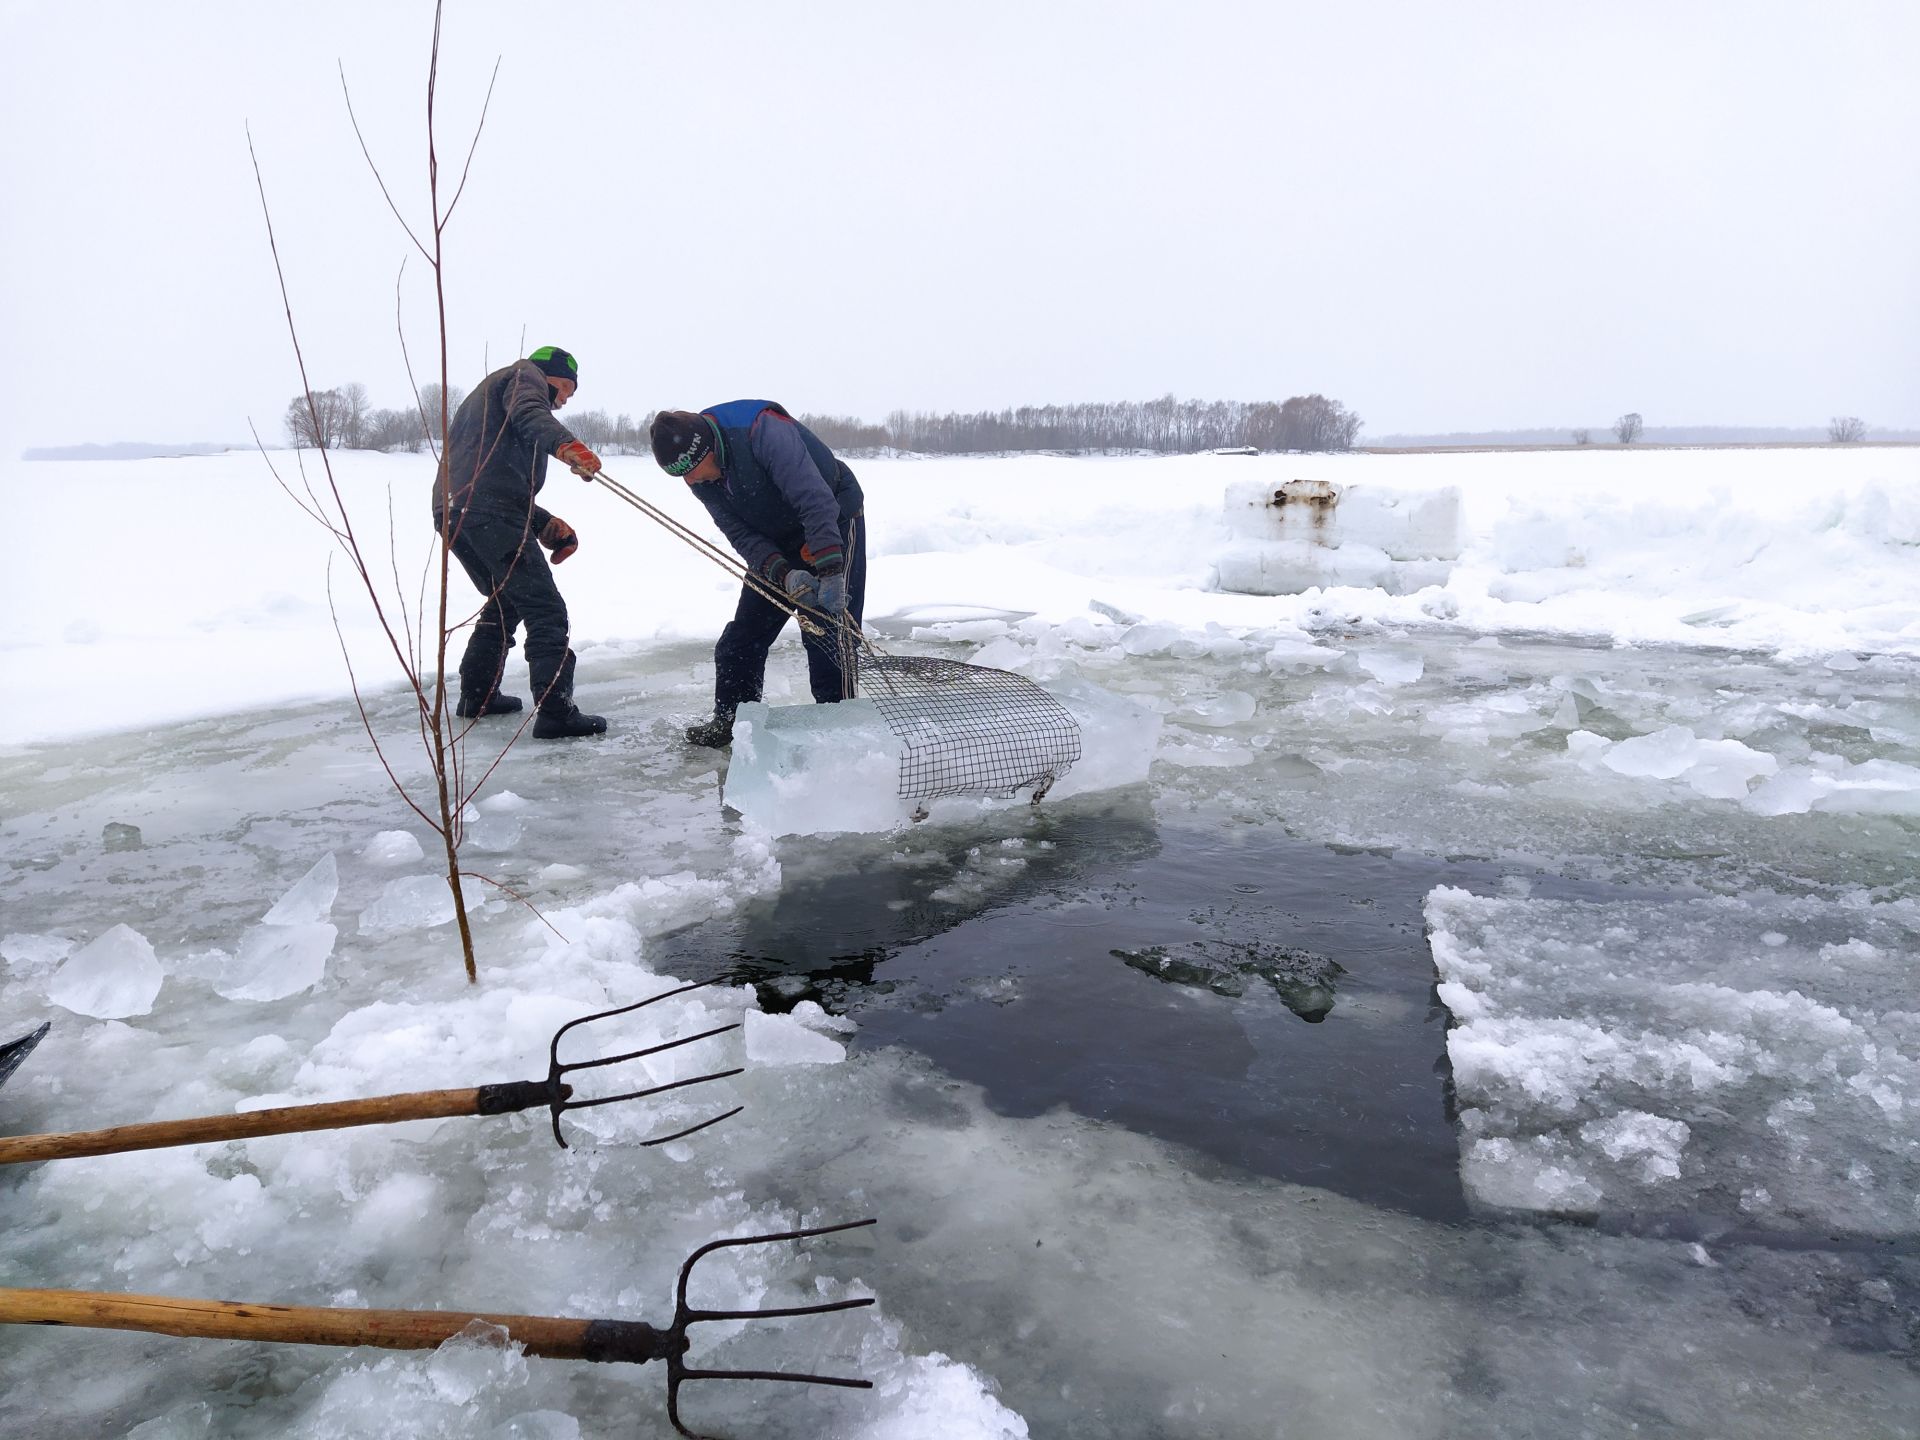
[
  {"left": 432, "top": 359, "right": 579, "bottom": 535},
  {"left": 690, "top": 401, "right": 864, "bottom": 576}
]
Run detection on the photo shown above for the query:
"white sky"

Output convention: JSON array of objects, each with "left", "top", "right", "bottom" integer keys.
[{"left": 3, "top": 1, "right": 1916, "bottom": 453}]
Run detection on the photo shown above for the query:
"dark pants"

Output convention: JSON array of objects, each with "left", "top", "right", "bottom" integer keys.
[
  {"left": 714, "top": 515, "right": 868, "bottom": 714},
  {"left": 444, "top": 512, "right": 575, "bottom": 710}
]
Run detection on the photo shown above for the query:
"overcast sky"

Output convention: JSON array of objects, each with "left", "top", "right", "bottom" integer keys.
[{"left": 3, "top": 1, "right": 1915, "bottom": 454}]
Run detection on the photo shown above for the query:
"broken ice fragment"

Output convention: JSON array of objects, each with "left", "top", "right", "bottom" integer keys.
[
  {"left": 360, "top": 830, "right": 426, "bottom": 866},
  {"left": 49, "top": 923, "right": 163, "bottom": 1018},
  {"left": 214, "top": 922, "right": 337, "bottom": 1002},
  {"left": 261, "top": 852, "right": 339, "bottom": 926},
  {"left": 102, "top": 821, "right": 143, "bottom": 852},
  {"left": 743, "top": 1008, "right": 847, "bottom": 1065},
  {"left": 360, "top": 874, "right": 458, "bottom": 933}
]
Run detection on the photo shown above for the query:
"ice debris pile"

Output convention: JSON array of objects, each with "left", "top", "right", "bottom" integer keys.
[{"left": 1426, "top": 885, "right": 1920, "bottom": 1236}]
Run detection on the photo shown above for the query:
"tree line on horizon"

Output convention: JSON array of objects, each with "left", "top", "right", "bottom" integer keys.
[{"left": 285, "top": 387, "right": 1365, "bottom": 456}]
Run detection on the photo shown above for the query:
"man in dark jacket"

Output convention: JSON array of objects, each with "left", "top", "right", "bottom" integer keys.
[
  {"left": 434, "top": 346, "right": 607, "bottom": 739},
  {"left": 649, "top": 402, "right": 866, "bottom": 747}
]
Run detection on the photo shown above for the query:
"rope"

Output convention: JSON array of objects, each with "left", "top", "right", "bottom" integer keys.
[{"left": 589, "top": 469, "right": 878, "bottom": 680}]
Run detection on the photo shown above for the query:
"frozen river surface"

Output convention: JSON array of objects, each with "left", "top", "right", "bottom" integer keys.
[{"left": 4, "top": 614, "right": 1918, "bottom": 1440}]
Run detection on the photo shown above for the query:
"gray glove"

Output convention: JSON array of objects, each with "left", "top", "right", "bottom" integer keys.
[
  {"left": 782, "top": 567, "right": 819, "bottom": 606},
  {"left": 816, "top": 571, "right": 848, "bottom": 615}
]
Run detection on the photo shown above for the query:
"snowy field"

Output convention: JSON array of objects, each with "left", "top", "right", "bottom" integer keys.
[{"left": 3, "top": 445, "right": 1919, "bottom": 1438}]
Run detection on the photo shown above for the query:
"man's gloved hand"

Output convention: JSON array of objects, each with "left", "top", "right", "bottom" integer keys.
[
  {"left": 539, "top": 515, "right": 579, "bottom": 564},
  {"left": 816, "top": 571, "right": 848, "bottom": 615},
  {"left": 783, "top": 567, "right": 819, "bottom": 606},
  {"left": 555, "top": 440, "right": 601, "bottom": 479}
]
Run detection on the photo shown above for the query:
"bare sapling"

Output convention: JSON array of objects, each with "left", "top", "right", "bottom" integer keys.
[{"left": 249, "top": 3, "right": 548, "bottom": 983}]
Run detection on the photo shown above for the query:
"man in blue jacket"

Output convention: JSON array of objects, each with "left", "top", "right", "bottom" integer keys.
[{"left": 649, "top": 402, "right": 866, "bottom": 747}]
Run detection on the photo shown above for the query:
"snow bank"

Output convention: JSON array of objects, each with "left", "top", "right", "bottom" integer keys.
[{"left": 4, "top": 445, "right": 1915, "bottom": 747}]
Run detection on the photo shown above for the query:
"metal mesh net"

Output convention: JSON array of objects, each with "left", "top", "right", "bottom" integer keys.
[{"left": 857, "top": 654, "right": 1083, "bottom": 802}]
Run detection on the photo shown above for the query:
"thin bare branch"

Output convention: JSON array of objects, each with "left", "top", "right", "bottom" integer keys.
[
  {"left": 460, "top": 870, "right": 568, "bottom": 940},
  {"left": 440, "top": 57, "right": 502, "bottom": 227},
  {"left": 338, "top": 61, "right": 432, "bottom": 263},
  {"left": 325, "top": 559, "right": 442, "bottom": 832}
]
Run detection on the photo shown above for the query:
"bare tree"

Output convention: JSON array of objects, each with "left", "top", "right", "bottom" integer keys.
[
  {"left": 252, "top": 5, "right": 513, "bottom": 983},
  {"left": 338, "top": 381, "right": 372, "bottom": 448},
  {"left": 1613, "top": 412, "right": 1644, "bottom": 444},
  {"left": 284, "top": 386, "right": 356, "bottom": 449},
  {"left": 1828, "top": 415, "right": 1868, "bottom": 443},
  {"left": 1571, "top": 428, "right": 1591, "bottom": 445},
  {"left": 416, "top": 381, "right": 465, "bottom": 432}
]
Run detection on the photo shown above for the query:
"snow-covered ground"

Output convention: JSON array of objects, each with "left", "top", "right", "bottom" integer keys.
[{"left": 2, "top": 446, "right": 1918, "bottom": 1438}]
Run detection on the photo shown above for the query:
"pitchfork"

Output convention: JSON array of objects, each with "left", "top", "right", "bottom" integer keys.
[
  {"left": 0, "top": 1021, "right": 49, "bottom": 1093},
  {"left": 0, "top": 1217, "right": 879, "bottom": 1440},
  {"left": 0, "top": 984, "right": 742, "bottom": 1167}
]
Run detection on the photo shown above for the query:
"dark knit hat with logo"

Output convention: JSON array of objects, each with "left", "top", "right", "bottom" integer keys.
[
  {"left": 528, "top": 346, "right": 578, "bottom": 384},
  {"left": 650, "top": 411, "right": 715, "bottom": 477}
]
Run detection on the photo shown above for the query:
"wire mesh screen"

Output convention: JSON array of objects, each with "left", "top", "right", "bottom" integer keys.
[{"left": 859, "top": 655, "right": 1083, "bottom": 802}]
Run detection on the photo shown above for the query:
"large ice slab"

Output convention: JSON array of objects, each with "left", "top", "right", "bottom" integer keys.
[
  {"left": 1215, "top": 477, "right": 1462, "bottom": 595},
  {"left": 1426, "top": 885, "right": 1920, "bottom": 1236},
  {"left": 725, "top": 677, "right": 1161, "bottom": 837}
]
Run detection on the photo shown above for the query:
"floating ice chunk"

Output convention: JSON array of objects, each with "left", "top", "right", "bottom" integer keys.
[
  {"left": 477, "top": 790, "right": 530, "bottom": 813},
  {"left": 727, "top": 677, "right": 1160, "bottom": 837},
  {"left": 1575, "top": 726, "right": 1776, "bottom": 798},
  {"left": 49, "top": 923, "right": 163, "bottom": 1018},
  {"left": 360, "top": 874, "right": 458, "bottom": 933},
  {"left": 743, "top": 1008, "right": 846, "bottom": 1066},
  {"left": 1263, "top": 637, "right": 1340, "bottom": 669},
  {"left": 1045, "top": 675, "right": 1162, "bottom": 800},
  {"left": 360, "top": 830, "right": 425, "bottom": 866},
  {"left": 726, "top": 699, "right": 907, "bottom": 836},
  {"left": 1358, "top": 651, "right": 1424, "bottom": 686},
  {"left": 1120, "top": 622, "right": 1182, "bottom": 657},
  {"left": 1601, "top": 726, "right": 1702, "bottom": 779},
  {"left": 539, "top": 863, "right": 587, "bottom": 882},
  {"left": 2, "top": 931, "right": 75, "bottom": 977},
  {"left": 214, "top": 922, "right": 337, "bottom": 1002},
  {"left": 1176, "top": 690, "right": 1257, "bottom": 727},
  {"left": 1744, "top": 756, "right": 1920, "bottom": 817},
  {"left": 262, "top": 852, "right": 338, "bottom": 925},
  {"left": 969, "top": 636, "right": 1032, "bottom": 671},
  {"left": 467, "top": 814, "right": 525, "bottom": 853}
]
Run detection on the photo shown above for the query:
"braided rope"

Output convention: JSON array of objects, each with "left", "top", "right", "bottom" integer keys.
[{"left": 590, "top": 470, "right": 875, "bottom": 667}]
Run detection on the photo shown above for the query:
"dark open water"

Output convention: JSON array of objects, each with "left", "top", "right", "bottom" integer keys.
[{"left": 652, "top": 797, "right": 1666, "bottom": 1227}]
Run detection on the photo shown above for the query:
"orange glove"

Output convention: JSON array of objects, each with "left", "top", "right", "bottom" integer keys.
[
  {"left": 555, "top": 440, "right": 601, "bottom": 479},
  {"left": 539, "top": 515, "right": 579, "bottom": 564}
]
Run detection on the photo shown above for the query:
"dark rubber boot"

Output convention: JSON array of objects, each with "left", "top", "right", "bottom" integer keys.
[
  {"left": 533, "top": 704, "right": 607, "bottom": 739},
  {"left": 530, "top": 650, "right": 604, "bottom": 738},
  {"left": 456, "top": 691, "right": 524, "bottom": 718},
  {"left": 683, "top": 711, "right": 736, "bottom": 748}
]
